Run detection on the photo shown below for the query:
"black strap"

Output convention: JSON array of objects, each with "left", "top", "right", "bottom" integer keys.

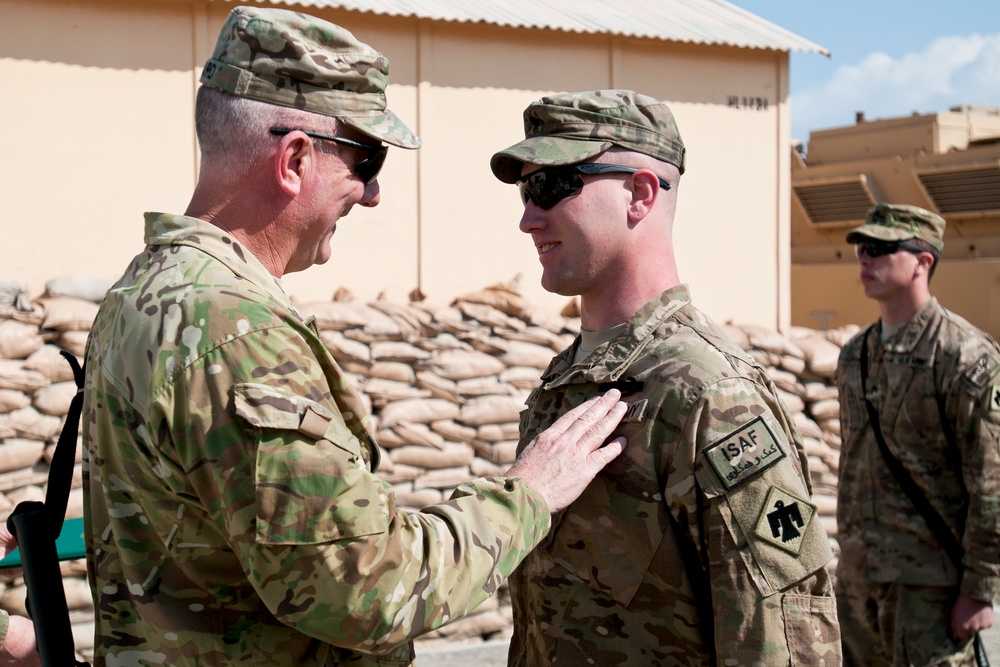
[
  {"left": 6, "top": 351, "right": 90, "bottom": 667},
  {"left": 859, "top": 325, "right": 964, "bottom": 568},
  {"left": 44, "top": 351, "right": 85, "bottom": 539},
  {"left": 860, "top": 327, "right": 990, "bottom": 667}
]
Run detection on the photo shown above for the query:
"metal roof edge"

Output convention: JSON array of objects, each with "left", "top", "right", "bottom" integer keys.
[{"left": 244, "top": 0, "right": 829, "bottom": 55}]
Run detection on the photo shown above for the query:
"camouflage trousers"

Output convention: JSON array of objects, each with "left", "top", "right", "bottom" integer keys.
[{"left": 837, "top": 577, "right": 976, "bottom": 667}]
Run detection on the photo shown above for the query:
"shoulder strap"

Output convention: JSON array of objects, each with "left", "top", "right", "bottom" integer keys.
[
  {"left": 44, "top": 351, "right": 85, "bottom": 538},
  {"left": 6, "top": 351, "right": 91, "bottom": 667},
  {"left": 859, "top": 325, "right": 964, "bottom": 570}
]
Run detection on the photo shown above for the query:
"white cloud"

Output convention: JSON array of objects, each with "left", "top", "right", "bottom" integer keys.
[{"left": 792, "top": 32, "right": 1000, "bottom": 139}]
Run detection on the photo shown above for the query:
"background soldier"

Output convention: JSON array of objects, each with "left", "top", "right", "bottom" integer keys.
[
  {"left": 836, "top": 203, "right": 1000, "bottom": 666},
  {"left": 81, "top": 8, "right": 628, "bottom": 665},
  {"left": 490, "top": 89, "right": 841, "bottom": 666}
]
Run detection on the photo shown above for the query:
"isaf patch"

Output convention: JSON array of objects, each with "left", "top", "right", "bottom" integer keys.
[
  {"left": 965, "top": 354, "right": 1000, "bottom": 390},
  {"left": 754, "top": 486, "right": 816, "bottom": 556},
  {"left": 705, "top": 416, "right": 786, "bottom": 491}
]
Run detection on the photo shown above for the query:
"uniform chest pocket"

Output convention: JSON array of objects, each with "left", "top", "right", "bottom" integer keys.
[
  {"left": 547, "top": 462, "right": 668, "bottom": 608},
  {"left": 234, "top": 383, "right": 390, "bottom": 546}
]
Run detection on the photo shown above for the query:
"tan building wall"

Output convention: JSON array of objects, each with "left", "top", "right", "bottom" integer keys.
[
  {"left": 2, "top": 0, "right": 794, "bottom": 329},
  {"left": 791, "top": 107, "right": 1000, "bottom": 338}
]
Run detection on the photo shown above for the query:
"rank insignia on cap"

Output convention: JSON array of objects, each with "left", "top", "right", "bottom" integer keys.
[
  {"left": 754, "top": 486, "right": 816, "bottom": 556},
  {"left": 705, "top": 416, "right": 786, "bottom": 491}
]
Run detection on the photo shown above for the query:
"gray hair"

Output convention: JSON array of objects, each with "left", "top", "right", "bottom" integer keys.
[{"left": 194, "top": 87, "right": 338, "bottom": 176}]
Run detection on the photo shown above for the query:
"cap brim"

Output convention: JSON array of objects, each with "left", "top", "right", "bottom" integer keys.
[
  {"left": 490, "top": 136, "right": 612, "bottom": 183},
  {"left": 341, "top": 110, "right": 421, "bottom": 149},
  {"left": 845, "top": 223, "right": 915, "bottom": 244}
]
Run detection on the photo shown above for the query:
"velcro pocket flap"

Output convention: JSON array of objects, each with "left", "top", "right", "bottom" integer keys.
[{"left": 233, "top": 383, "right": 389, "bottom": 545}]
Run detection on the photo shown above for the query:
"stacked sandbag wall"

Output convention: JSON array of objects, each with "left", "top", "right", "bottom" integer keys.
[{"left": 0, "top": 276, "right": 856, "bottom": 656}]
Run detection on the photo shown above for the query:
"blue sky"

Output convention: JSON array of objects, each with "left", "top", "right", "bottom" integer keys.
[{"left": 728, "top": 1, "right": 1000, "bottom": 146}]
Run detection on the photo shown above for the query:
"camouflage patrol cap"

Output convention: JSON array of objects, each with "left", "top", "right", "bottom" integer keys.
[
  {"left": 846, "top": 203, "right": 945, "bottom": 252},
  {"left": 200, "top": 6, "right": 420, "bottom": 149},
  {"left": 490, "top": 89, "right": 685, "bottom": 183}
]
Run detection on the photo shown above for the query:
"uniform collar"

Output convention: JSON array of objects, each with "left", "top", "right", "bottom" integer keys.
[
  {"left": 541, "top": 284, "right": 690, "bottom": 388},
  {"left": 879, "top": 297, "right": 940, "bottom": 354},
  {"left": 143, "top": 212, "right": 298, "bottom": 315}
]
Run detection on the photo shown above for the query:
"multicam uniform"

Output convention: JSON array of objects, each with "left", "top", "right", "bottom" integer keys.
[
  {"left": 836, "top": 298, "right": 1000, "bottom": 666},
  {"left": 82, "top": 213, "right": 550, "bottom": 667},
  {"left": 508, "top": 285, "right": 841, "bottom": 667},
  {"left": 0, "top": 611, "right": 8, "bottom": 652}
]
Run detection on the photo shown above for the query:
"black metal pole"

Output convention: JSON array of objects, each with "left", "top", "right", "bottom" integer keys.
[{"left": 7, "top": 501, "right": 79, "bottom": 667}]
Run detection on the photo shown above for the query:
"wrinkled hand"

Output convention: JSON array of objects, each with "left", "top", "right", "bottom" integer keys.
[
  {"left": 0, "top": 614, "right": 40, "bottom": 666},
  {"left": 951, "top": 593, "right": 994, "bottom": 641},
  {"left": 505, "top": 390, "right": 628, "bottom": 513},
  {"left": 0, "top": 524, "right": 15, "bottom": 559}
]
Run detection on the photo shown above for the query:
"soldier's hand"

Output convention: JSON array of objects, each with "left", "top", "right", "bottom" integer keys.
[
  {"left": 505, "top": 390, "right": 628, "bottom": 513},
  {"left": 0, "top": 614, "right": 40, "bottom": 666},
  {"left": 951, "top": 593, "right": 994, "bottom": 640},
  {"left": 0, "top": 524, "right": 16, "bottom": 559}
]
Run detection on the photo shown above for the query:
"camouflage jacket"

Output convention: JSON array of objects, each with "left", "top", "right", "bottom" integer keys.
[
  {"left": 508, "top": 285, "right": 841, "bottom": 667},
  {"left": 82, "top": 213, "right": 550, "bottom": 667},
  {"left": 836, "top": 298, "right": 1000, "bottom": 602}
]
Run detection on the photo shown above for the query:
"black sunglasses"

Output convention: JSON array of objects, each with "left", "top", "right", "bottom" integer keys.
[
  {"left": 269, "top": 127, "right": 387, "bottom": 184},
  {"left": 517, "top": 163, "right": 672, "bottom": 210},
  {"left": 855, "top": 239, "right": 928, "bottom": 258}
]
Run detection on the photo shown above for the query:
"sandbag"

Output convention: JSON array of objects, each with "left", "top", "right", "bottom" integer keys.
[
  {"left": 0, "top": 278, "right": 32, "bottom": 312},
  {"left": 368, "top": 361, "right": 416, "bottom": 383},
  {"left": 300, "top": 301, "right": 380, "bottom": 331},
  {"left": 23, "top": 344, "right": 78, "bottom": 383},
  {"left": 392, "top": 422, "right": 446, "bottom": 449},
  {"left": 6, "top": 406, "right": 62, "bottom": 441},
  {"left": 795, "top": 334, "right": 843, "bottom": 378},
  {"left": 38, "top": 297, "right": 100, "bottom": 331},
  {"left": 378, "top": 398, "right": 460, "bottom": 428},
  {"left": 0, "top": 319, "right": 44, "bottom": 359},
  {"left": 420, "top": 349, "right": 505, "bottom": 381},
  {"left": 0, "top": 438, "right": 45, "bottom": 473},
  {"left": 460, "top": 394, "right": 526, "bottom": 426},
  {"left": 390, "top": 443, "right": 473, "bottom": 469},
  {"left": 44, "top": 274, "right": 115, "bottom": 304},
  {"left": 0, "top": 360, "right": 50, "bottom": 392},
  {"left": 0, "top": 389, "right": 30, "bottom": 413},
  {"left": 57, "top": 330, "right": 90, "bottom": 357},
  {"left": 32, "top": 380, "right": 78, "bottom": 416}
]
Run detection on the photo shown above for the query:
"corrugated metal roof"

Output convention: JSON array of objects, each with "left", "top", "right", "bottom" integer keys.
[{"left": 263, "top": 0, "right": 828, "bottom": 55}]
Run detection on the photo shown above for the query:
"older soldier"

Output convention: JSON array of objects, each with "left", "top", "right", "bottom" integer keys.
[
  {"left": 489, "top": 89, "right": 841, "bottom": 666},
  {"left": 836, "top": 203, "right": 1000, "bottom": 666},
  {"left": 81, "top": 8, "right": 628, "bottom": 666}
]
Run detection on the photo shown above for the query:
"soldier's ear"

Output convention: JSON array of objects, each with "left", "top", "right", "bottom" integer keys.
[
  {"left": 914, "top": 252, "right": 935, "bottom": 277},
  {"left": 274, "top": 132, "right": 314, "bottom": 196},
  {"left": 626, "top": 170, "right": 659, "bottom": 223}
]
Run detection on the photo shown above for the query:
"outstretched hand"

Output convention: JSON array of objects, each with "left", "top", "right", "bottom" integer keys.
[{"left": 506, "top": 390, "right": 628, "bottom": 513}]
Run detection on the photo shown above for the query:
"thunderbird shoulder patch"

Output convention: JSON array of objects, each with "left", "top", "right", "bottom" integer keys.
[
  {"left": 704, "top": 416, "right": 786, "bottom": 492},
  {"left": 754, "top": 486, "right": 817, "bottom": 556}
]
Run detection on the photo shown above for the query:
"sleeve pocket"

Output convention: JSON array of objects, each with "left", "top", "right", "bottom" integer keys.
[
  {"left": 233, "top": 383, "right": 390, "bottom": 546},
  {"left": 782, "top": 593, "right": 841, "bottom": 666}
]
